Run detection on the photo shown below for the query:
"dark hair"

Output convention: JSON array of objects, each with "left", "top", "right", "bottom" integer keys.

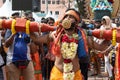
[
  {"left": 46, "top": 17, "right": 55, "bottom": 23},
  {"left": 12, "top": 12, "right": 20, "bottom": 16},
  {"left": 41, "top": 17, "right": 47, "bottom": 23},
  {"left": 24, "top": 11, "right": 32, "bottom": 16}
]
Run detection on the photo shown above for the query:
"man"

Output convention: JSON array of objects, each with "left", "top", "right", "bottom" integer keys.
[
  {"left": 99, "top": 16, "right": 115, "bottom": 80},
  {"left": 41, "top": 17, "right": 55, "bottom": 80},
  {"left": 11, "top": 12, "right": 20, "bottom": 19},
  {"left": 31, "top": 8, "right": 113, "bottom": 80},
  {"left": 4, "top": 13, "right": 35, "bottom": 80},
  {"left": 30, "top": 8, "right": 85, "bottom": 80}
]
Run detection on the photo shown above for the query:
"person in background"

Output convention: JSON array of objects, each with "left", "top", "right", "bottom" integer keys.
[
  {"left": 41, "top": 17, "right": 55, "bottom": 80},
  {"left": 94, "top": 19, "right": 102, "bottom": 29},
  {"left": 79, "top": 19, "right": 91, "bottom": 80},
  {"left": 90, "top": 19, "right": 102, "bottom": 76},
  {"left": 11, "top": 12, "right": 20, "bottom": 19},
  {"left": 20, "top": 11, "right": 43, "bottom": 80},
  {"left": 4, "top": 12, "right": 35, "bottom": 80},
  {"left": 30, "top": 8, "right": 85, "bottom": 80},
  {"left": 98, "top": 16, "right": 116, "bottom": 80},
  {"left": 41, "top": 17, "right": 47, "bottom": 24},
  {"left": 30, "top": 8, "right": 114, "bottom": 80},
  {"left": 24, "top": 11, "right": 35, "bottom": 21},
  {"left": 0, "top": 16, "right": 8, "bottom": 80}
]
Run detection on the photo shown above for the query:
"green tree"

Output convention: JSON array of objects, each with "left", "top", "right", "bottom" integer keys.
[{"left": 76, "top": 0, "right": 87, "bottom": 18}]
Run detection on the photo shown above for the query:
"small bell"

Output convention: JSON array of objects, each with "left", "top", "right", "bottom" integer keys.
[{"left": 19, "top": 34, "right": 22, "bottom": 38}]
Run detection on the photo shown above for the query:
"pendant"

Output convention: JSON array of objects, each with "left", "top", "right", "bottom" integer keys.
[{"left": 19, "top": 34, "right": 22, "bottom": 38}]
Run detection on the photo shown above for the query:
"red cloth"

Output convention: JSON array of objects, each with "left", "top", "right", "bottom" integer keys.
[
  {"left": 108, "top": 0, "right": 114, "bottom": 3},
  {"left": 115, "top": 43, "right": 120, "bottom": 80}
]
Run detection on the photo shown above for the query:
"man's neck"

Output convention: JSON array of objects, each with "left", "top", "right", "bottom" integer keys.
[{"left": 64, "top": 29, "right": 75, "bottom": 36}]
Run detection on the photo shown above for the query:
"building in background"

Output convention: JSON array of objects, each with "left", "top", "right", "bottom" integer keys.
[
  {"left": 0, "top": 0, "right": 75, "bottom": 20},
  {"left": 0, "top": 0, "right": 3, "bottom": 7},
  {"left": 40, "top": 0, "right": 74, "bottom": 20}
]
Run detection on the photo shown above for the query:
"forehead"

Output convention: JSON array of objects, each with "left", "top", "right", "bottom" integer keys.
[{"left": 64, "top": 14, "right": 76, "bottom": 20}]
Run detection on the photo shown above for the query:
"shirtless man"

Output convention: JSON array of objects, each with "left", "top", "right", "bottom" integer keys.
[
  {"left": 30, "top": 8, "right": 110, "bottom": 80},
  {"left": 30, "top": 8, "right": 84, "bottom": 80}
]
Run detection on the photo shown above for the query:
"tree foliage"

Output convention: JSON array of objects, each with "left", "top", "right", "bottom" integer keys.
[{"left": 76, "top": 0, "right": 87, "bottom": 18}]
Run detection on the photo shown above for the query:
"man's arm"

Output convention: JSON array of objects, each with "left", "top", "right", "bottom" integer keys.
[
  {"left": 30, "top": 32, "right": 52, "bottom": 45},
  {"left": 4, "top": 34, "right": 15, "bottom": 48},
  {"left": 87, "top": 36, "right": 110, "bottom": 51}
]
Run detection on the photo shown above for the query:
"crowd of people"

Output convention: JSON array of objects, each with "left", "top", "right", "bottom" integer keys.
[{"left": 0, "top": 8, "right": 120, "bottom": 80}]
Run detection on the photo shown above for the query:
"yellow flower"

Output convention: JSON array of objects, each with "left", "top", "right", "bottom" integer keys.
[
  {"left": 66, "top": 50, "right": 76, "bottom": 59},
  {"left": 63, "top": 62, "right": 73, "bottom": 72},
  {"left": 61, "top": 42, "right": 69, "bottom": 50},
  {"left": 61, "top": 33, "right": 78, "bottom": 80},
  {"left": 70, "top": 42, "right": 78, "bottom": 51},
  {"left": 72, "top": 33, "right": 79, "bottom": 39},
  {"left": 63, "top": 72, "right": 75, "bottom": 80}
]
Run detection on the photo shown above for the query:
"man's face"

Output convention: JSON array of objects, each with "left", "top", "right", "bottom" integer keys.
[
  {"left": 94, "top": 21, "right": 101, "bottom": 29},
  {"left": 62, "top": 14, "right": 77, "bottom": 31},
  {"left": 47, "top": 20, "right": 54, "bottom": 26}
]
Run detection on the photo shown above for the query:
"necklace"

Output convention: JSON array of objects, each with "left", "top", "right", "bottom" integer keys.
[{"left": 61, "top": 33, "right": 78, "bottom": 80}]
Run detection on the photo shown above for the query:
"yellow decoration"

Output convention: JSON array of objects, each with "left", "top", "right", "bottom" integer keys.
[
  {"left": 112, "top": 29, "right": 117, "bottom": 46},
  {"left": 26, "top": 20, "right": 30, "bottom": 34},
  {"left": 0, "top": 19, "right": 2, "bottom": 29},
  {"left": 11, "top": 19, "right": 16, "bottom": 34},
  {"left": 61, "top": 33, "right": 78, "bottom": 80},
  {"left": 100, "top": 30, "right": 104, "bottom": 38},
  {"left": 62, "top": 19, "right": 71, "bottom": 29}
]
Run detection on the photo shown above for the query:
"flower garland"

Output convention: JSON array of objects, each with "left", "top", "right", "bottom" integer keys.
[
  {"left": 112, "top": 29, "right": 117, "bottom": 46},
  {"left": 61, "top": 33, "right": 78, "bottom": 80},
  {"left": 11, "top": 19, "right": 16, "bottom": 34}
]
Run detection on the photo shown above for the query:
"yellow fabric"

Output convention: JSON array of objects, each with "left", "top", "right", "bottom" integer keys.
[
  {"left": 26, "top": 20, "right": 30, "bottom": 35},
  {"left": 50, "top": 66, "right": 83, "bottom": 80},
  {"left": 11, "top": 19, "right": 16, "bottom": 34}
]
